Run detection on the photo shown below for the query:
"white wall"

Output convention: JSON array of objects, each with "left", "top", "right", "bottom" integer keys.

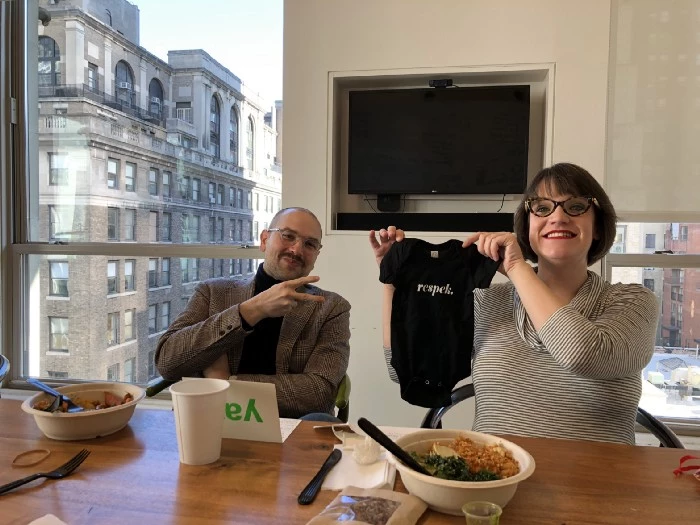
[{"left": 283, "top": 0, "right": 612, "bottom": 427}]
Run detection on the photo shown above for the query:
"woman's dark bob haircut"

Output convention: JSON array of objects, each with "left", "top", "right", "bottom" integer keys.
[{"left": 513, "top": 163, "right": 618, "bottom": 266}]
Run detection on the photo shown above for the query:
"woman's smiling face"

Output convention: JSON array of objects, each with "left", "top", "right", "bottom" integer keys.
[{"left": 527, "top": 185, "right": 598, "bottom": 268}]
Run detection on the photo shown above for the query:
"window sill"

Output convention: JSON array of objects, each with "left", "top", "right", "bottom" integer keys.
[{"left": 106, "top": 340, "right": 137, "bottom": 351}]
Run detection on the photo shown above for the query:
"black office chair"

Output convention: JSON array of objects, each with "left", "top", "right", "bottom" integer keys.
[{"left": 420, "top": 383, "right": 684, "bottom": 449}]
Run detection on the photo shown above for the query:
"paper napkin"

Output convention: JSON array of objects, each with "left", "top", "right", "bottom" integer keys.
[{"left": 322, "top": 444, "right": 396, "bottom": 491}]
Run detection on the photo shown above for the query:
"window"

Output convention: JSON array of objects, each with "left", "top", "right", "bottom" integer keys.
[
  {"left": 229, "top": 188, "right": 234, "bottom": 207},
  {"left": 48, "top": 205, "right": 68, "bottom": 241},
  {"left": 49, "top": 317, "right": 69, "bottom": 352},
  {"left": 124, "top": 260, "right": 135, "bottom": 291},
  {"left": 107, "top": 363, "right": 120, "bottom": 382},
  {"left": 124, "top": 309, "right": 135, "bottom": 341},
  {"left": 192, "top": 178, "right": 201, "bottom": 202},
  {"left": 162, "top": 212, "right": 172, "bottom": 242},
  {"left": 149, "top": 168, "right": 159, "bottom": 196},
  {"left": 107, "top": 261, "right": 118, "bottom": 294},
  {"left": 176, "top": 101, "right": 192, "bottom": 123},
  {"left": 49, "top": 261, "right": 68, "bottom": 297},
  {"left": 115, "top": 60, "right": 135, "bottom": 107},
  {"left": 124, "top": 208, "right": 136, "bottom": 241},
  {"left": 162, "top": 171, "right": 171, "bottom": 198},
  {"left": 229, "top": 108, "right": 238, "bottom": 164},
  {"left": 38, "top": 36, "right": 60, "bottom": 86},
  {"left": 148, "top": 258, "right": 158, "bottom": 288},
  {"left": 217, "top": 185, "right": 224, "bottom": 205},
  {"left": 107, "top": 207, "right": 119, "bottom": 240},
  {"left": 148, "top": 78, "right": 164, "bottom": 121},
  {"left": 48, "top": 153, "right": 68, "bottom": 185},
  {"left": 182, "top": 214, "right": 190, "bottom": 243},
  {"left": 209, "top": 217, "right": 216, "bottom": 243},
  {"left": 161, "top": 301, "right": 170, "bottom": 331},
  {"left": 235, "top": 219, "right": 242, "bottom": 242},
  {"left": 181, "top": 176, "right": 191, "bottom": 199},
  {"left": 643, "top": 279, "right": 655, "bottom": 292},
  {"left": 124, "top": 357, "right": 136, "bottom": 383},
  {"left": 255, "top": 192, "right": 259, "bottom": 211},
  {"left": 208, "top": 182, "right": 216, "bottom": 203},
  {"left": 107, "top": 158, "right": 119, "bottom": 189},
  {"left": 148, "top": 304, "right": 157, "bottom": 334},
  {"left": 87, "top": 63, "right": 98, "bottom": 91},
  {"left": 238, "top": 189, "right": 244, "bottom": 208},
  {"left": 247, "top": 191, "right": 252, "bottom": 210},
  {"left": 148, "top": 350, "right": 156, "bottom": 379},
  {"left": 192, "top": 215, "right": 201, "bottom": 242},
  {"left": 106, "top": 312, "right": 119, "bottom": 346},
  {"left": 125, "top": 162, "right": 136, "bottom": 192},
  {"left": 161, "top": 258, "right": 171, "bottom": 286},
  {"left": 680, "top": 226, "right": 689, "bottom": 241},
  {"left": 210, "top": 96, "right": 220, "bottom": 158},
  {"left": 645, "top": 234, "right": 656, "bottom": 249},
  {"left": 149, "top": 211, "right": 159, "bottom": 242},
  {"left": 218, "top": 218, "right": 225, "bottom": 242},
  {"left": 253, "top": 221, "right": 259, "bottom": 241},
  {"left": 182, "top": 258, "right": 199, "bottom": 283},
  {"left": 246, "top": 117, "right": 254, "bottom": 169}
]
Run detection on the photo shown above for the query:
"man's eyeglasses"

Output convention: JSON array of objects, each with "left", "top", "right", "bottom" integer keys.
[
  {"left": 267, "top": 228, "right": 322, "bottom": 253},
  {"left": 525, "top": 196, "right": 599, "bottom": 218}
]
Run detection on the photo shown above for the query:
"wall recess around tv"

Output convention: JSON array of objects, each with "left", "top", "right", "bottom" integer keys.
[{"left": 347, "top": 85, "right": 530, "bottom": 196}]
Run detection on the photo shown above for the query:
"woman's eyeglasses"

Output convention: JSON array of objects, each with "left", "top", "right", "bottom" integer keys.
[
  {"left": 267, "top": 228, "right": 322, "bottom": 252},
  {"left": 525, "top": 196, "right": 599, "bottom": 218}
]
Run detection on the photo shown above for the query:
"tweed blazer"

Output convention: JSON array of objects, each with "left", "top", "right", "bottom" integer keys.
[{"left": 155, "top": 276, "right": 351, "bottom": 418}]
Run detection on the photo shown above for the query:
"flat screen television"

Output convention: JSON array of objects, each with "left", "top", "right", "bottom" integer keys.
[{"left": 347, "top": 85, "right": 530, "bottom": 195}]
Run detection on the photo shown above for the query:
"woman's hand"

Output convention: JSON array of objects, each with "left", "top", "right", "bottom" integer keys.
[
  {"left": 463, "top": 231, "right": 527, "bottom": 277},
  {"left": 368, "top": 227, "right": 405, "bottom": 266}
]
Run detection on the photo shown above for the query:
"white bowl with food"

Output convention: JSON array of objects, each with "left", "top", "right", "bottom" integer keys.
[
  {"left": 21, "top": 382, "right": 146, "bottom": 440},
  {"left": 390, "top": 429, "right": 535, "bottom": 515}
]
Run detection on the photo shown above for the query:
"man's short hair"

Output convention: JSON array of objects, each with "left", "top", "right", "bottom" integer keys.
[{"left": 269, "top": 207, "right": 322, "bottom": 237}]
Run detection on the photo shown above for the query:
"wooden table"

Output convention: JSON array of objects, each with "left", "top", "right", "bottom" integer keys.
[{"left": 1, "top": 399, "right": 698, "bottom": 524}]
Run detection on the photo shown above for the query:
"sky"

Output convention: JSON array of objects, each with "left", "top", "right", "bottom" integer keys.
[{"left": 130, "top": 0, "right": 283, "bottom": 104}]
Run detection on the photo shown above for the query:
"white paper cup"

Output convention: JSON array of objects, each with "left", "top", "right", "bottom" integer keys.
[{"left": 170, "top": 378, "right": 230, "bottom": 465}]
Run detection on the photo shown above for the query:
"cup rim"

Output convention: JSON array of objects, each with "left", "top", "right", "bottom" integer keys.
[
  {"left": 461, "top": 500, "right": 503, "bottom": 517},
  {"left": 169, "top": 378, "right": 231, "bottom": 396}
]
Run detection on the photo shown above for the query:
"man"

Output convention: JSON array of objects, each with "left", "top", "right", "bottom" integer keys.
[{"left": 155, "top": 207, "right": 350, "bottom": 419}]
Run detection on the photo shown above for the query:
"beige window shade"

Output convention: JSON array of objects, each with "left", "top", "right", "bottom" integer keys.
[{"left": 607, "top": 0, "right": 700, "bottom": 218}]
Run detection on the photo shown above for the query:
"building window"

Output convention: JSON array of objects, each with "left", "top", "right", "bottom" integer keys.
[
  {"left": 229, "top": 187, "right": 234, "bottom": 207},
  {"left": 161, "top": 301, "right": 170, "bottom": 331},
  {"left": 182, "top": 258, "right": 199, "bottom": 283},
  {"left": 125, "top": 162, "right": 136, "bottom": 191},
  {"left": 124, "top": 309, "right": 135, "bottom": 341},
  {"left": 246, "top": 117, "right": 254, "bottom": 169},
  {"left": 217, "top": 184, "right": 224, "bottom": 205},
  {"left": 107, "top": 207, "right": 119, "bottom": 240},
  {"left": 162, "top": 171, "right": 171, "bottom": 198},
  {"left": 87, "top": 62, "right": 98, "bottom": 91},
  {"left": 162, "top": 212, "right": 172, "bottom": 241},
  {"left": 124, "top": 208, "right": 136, "bottom": 241},
  {"left": 107, "top": 363, "right": 120, "bottom": 382},
  {"left": 148, "top": 350, "right": 156, "bottom": 379},
  {"left": 148, "top": 78, "right": 164, "bottom": 121},
  {"left": 38, "top": 36, "right": 60, "bottom": 86},
  {"left": 148, "top": 258, "right": 158, "bottom": 288},
  {"left": 210, "top": 96, "right": 220, "bottom": 158},
  {"left": 107, "top": 260, "right": 118, "bottom": 294},
  {"left": 149, "top": 168, "right": 159, "bottom": 196},
  {"left": 49, "top": 317, "right": 69, "bottom": 352},
  {"left": 176, "top": 101, "right": 193, "bottom": 123},
  {"left": 253, "top": 221, "right": 259, "bottom": 241},
  {"left": 149, "top": 211, "right": 159, "bottom": 242},
  {"left": 115, "top": 60, "right": 135, "bottom": 107},
  {"left": 192, "top": 178, "right": 201, "bottom": 202},
  {"left": 209, "top": 217, "right": 216, "bottom": 243},
  {"left": 180, "top": 176, "right": 191, "bottom": 200},
  {"left": 124, "top": 259, "right": 135, "bottom": 291},
  {"left": 235, "top": 219, "right": 242, "bottom": 242},
  {"left": 229, "top": 107, "right": 239, "bottom": 165},
  {"left": 107, "top": 158, "right": 119, "bottom": 189},
  {"left": 237, "top": 189, "right": 243, "bottom": 208},
  {"left": 48, "top": 153, "right": 68, "bottom": 185},
  {"left": 255, "top": 192, "right": 259, "bottom": 211},
  {"left": 218, "top": 217, "right": 224, "bottom": 242},
  {"left": 192, "top": 215, "right": 201, "bottom": 242},
  {"left": 680, "top": 225, "right": 689, "bottom": 241},
  {"left": 645, "top": 233, "right": 656, "bottom": 249},
  {"left": 643, "top": 279, "right": 655, "bottom": 292},
  {"left": 247, "top": 191, "right": 252, "bottom": 210},
  {"left": 106, "top": 312, "right": 119, "bottom": 346},
  {"left": 148, "top": 304, "right": 157, "bottom": 334},
  {"left": 162, "top": 258, "right": 171, "bottom": 286},
  {"left": 49, "top": 261, "right": 68, "bottom": 297},
  {"left": 208, "top": 182, "right": 216, "bottom": 204},
  {"left": 124, "top": 357, "right": 136, "bottom": 383}
]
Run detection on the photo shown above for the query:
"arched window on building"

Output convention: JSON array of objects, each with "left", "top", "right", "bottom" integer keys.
[
  {"left": 229, "top": 107, "right": 239, "bottom": 165},
  {"left": 115, "top": 60, "right": 135, "bottom": 107},
  {"left": 246, "top": 117, "right": 254, "bottom": 170},
  {"left": 38, "top": 36, "right": 60, "bottom": 87},
  {"left": 148, "top": 78, "right": 164, "bottom": 121},
  {"left": 210, "top": 96, "right": 220, "bottom": 158}
]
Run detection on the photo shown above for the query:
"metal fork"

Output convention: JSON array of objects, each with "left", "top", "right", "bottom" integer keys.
[{"left": 0, "top": 449, "right": 90, "bottom": 495}]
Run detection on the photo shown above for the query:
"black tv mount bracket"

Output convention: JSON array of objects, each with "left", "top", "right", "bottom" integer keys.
[{"left": 429, "top": 78, "right": 453, "bottom": 88}]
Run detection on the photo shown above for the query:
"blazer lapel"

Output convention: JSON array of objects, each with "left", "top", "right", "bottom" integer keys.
[{"left": 276, "top": 286, "right": 320, "bottom": 372}]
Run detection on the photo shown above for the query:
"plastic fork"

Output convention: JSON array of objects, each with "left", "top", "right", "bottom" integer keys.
[
  {"left": 27, "top": 377, "right": 85, "bottom": 413},
  {"left": 0, "top": 449, "right": 90, "bottom": 495}
]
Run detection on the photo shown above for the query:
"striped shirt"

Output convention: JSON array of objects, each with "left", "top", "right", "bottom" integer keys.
[{"left": 385, "top": 271, "right": 659, "bottom": 444}]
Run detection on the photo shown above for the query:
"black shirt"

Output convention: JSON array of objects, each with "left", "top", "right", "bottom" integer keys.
[
  {"left": 380, "top": 239, "right": 500, "bottom": 408},
  {"left": 237, "top": 264, "right": 284, "bottom": 375}
]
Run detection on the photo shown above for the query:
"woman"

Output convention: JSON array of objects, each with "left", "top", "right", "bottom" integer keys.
[{"left": 369, "top": 163, "right": 658, "bottom": 444}]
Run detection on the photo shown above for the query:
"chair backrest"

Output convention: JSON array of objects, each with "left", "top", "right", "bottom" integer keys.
[
  {"left": 420, "top": 384, "right": 684, "bottom": 448},
  {"left": 335, "top": 374, "right": 351, "bottom": 423}
]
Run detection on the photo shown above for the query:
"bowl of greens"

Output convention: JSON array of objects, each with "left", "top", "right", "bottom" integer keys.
[{"left": 389, "top": 429, "right": 535, "bottom": 516}]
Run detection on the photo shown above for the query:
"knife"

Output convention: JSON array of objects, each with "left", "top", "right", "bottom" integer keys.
[{"left": 297, "top": 448, "right": 342, "bottom": 505}]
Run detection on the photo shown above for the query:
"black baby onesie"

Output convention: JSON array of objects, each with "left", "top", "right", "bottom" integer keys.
[{"left": 379, "top": 238, "right": 500, "bottom": 408}]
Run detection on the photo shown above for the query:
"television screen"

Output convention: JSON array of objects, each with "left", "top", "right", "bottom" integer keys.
[{"left": 348, "top": 85, "right": 530, "bottom": 195}]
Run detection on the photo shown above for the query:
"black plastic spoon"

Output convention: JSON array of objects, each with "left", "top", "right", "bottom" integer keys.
[{"left": 357, "top": 417, "right": 432, "bottom": 476}]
